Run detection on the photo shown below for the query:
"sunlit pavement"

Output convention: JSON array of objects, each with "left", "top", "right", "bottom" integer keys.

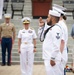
[{"left": 0, "top": 65, "right": 74, "bottom": 75}]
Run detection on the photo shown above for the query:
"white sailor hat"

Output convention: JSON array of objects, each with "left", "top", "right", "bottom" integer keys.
[
  {"left": 4, "top": 13, "right": 11, "bottom": 18},
  {"left": 22, "top": 17, "right": 31, "bottom": 24},
  {"left": 49, "top": 10, "right": 61, "bottom": 17},
  {"left": 53, "top": 4, "right": 67, "bottom": 15},
  {"left": 53, "top": 4, "right": 67, "bottom": 11},
  {"left": 53, "top": 7, "right": 66, "bottom": 15}
]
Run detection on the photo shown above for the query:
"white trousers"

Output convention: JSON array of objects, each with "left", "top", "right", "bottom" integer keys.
[
  {"left": 59, "top": 60, "right": 66, "bottom": 75},
  {"left": 60, "top": 50, "right": 68, "bottom": 75},
  {"left": 20, "top": 46, "right": 34, "bottom": 75},
  {"left": 44, "top": 59, "right": 62, "bottom": 75}
]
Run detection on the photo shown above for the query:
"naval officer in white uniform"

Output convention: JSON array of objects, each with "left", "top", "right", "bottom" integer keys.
[
  {"left": 38, "top": 10, "right": 62, "bottom": 75},
  {"left": 53, "top": 4, "right": 68, "bottom": 75},
  {"left": 18, "top": 17, "right": 37, "bottom": 75},
  {"left": 38, "top": 4, "right": 68, "bottom": 75}
]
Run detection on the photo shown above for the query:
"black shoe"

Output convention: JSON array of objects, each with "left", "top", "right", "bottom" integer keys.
[
  {"left": 7, "top": 63, "right": 11, "bottom": 66},
  {"left": 1, "top": 64, "right": 5, "bottom": 66}
]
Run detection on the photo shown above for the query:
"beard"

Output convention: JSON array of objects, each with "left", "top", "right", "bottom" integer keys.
[{"left": 47, "top": 21, "right": 52, "bottom": 26}]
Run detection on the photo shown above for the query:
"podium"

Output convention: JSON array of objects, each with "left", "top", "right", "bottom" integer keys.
[{"left": 32, "top": 0, "right": 52, "bottom": 19}]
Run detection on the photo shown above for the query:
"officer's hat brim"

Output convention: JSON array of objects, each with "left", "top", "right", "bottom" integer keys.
[
  {"left": 5, "top": 16, "right": 11, "bottom": 18},
  {"left": 4, "top": 13, "right": 11, "bottom": 18},
  {"left": 23, "top": 20, "right": 30, "bottom": 24}
]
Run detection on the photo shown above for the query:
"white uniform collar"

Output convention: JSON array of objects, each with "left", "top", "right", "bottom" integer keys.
[{"left": 23, "top": 27, "right": 30, "bottom": 31}]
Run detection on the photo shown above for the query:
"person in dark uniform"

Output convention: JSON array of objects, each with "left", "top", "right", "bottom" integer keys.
[{"left": 0, "top": 13, "right": 16, "bottom": 66}]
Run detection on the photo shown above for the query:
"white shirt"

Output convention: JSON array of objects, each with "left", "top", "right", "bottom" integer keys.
[
  {"left": 58, "top": 19, "right": 68, "bottom": 50},
  {"left": 42, "top": 24, "right": 62, "bottom": 61},
  {"left": 58, "top": 19, "right": 68, "bottom": 62},
  {"left": 18, "top": 28, "right": 37, "bottom": 44}
]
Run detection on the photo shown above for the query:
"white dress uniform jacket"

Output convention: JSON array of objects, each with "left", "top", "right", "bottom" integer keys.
[
  {"left": 43, "top": 24, "right": 62, "bottom": 75},
  {"left": 38, "top": 24, "right": 62, "bottom": 75},
  {"left": 58, "top": 19, "right": 68, "bottom": 75},
  {"left": 58, "top": 19, "right": 68, "bottom": 63},
  {"left": 42, "top": 24, "right": 62, "bottom": 61},
  {"left": 18, "top": 28, "right": 37, "bottom": 46},
  {"left": 18, "top": 28, "right": 37, "bottom": 75}
]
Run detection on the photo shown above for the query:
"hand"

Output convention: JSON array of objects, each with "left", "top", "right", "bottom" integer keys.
[
  {"left": 39, "top": 17, "right": 45, "bottom": 27},
  {"left": 33, "top": 48, "right": 36, "bottom": 52},
  {"left": 50, "top": 60, "right": 56, "bottom": 66},
  {"left": 18, "top": 49, "right": 21, "bottom": 54},
  {"left": 12, "top": 39, "right": 15, "bottom": 44}
]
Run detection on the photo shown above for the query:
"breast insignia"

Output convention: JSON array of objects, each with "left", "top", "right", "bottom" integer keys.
[{"left": 28, "top": 30, "right": 32, "bottom": 33}]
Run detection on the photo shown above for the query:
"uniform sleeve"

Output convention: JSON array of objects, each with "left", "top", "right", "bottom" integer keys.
[
  {"left": 38, "top": 26, "right": 44, "bottom": 41},
  {"left": 12, "top": 25, "right": 16, "bottom": 40},
  {"left": 61, "top": 31, "right": 65, "bottom": 42},
  {"left": 61, "top": 25, "right": 66, "bottom": 41},
  {"left": 38, "top": 24, "right": 50, "bottom": 42},
  {"left": 18, "top": 30, "right": 22, "bottom": 38},
  {"left": 33, "top": 30, "right": 37, "bottom": 39},
  {"left": 51, "top": 26, "right": 62, "bottom": 59},
  {"left": 12, "top": 25, "right": 16, "bottom": 33}
]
